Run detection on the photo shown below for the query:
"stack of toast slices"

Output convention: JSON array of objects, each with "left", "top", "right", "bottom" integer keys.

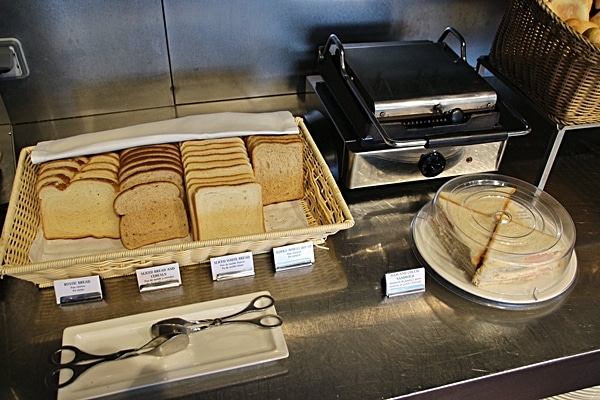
[
  {"left": 37, "top": 153, "right": 121, "bottom": 240},
  {"left": 114, "top": 143, "right": 188, "bottom": 249},
  {"left": 181, "top": 137, "right": 265, "bottom": 241}
]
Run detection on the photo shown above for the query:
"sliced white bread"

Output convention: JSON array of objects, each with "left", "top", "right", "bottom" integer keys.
[
  {"left": 38, "top": 158, "right": 88, "bottom": 174},
  {"left": 36, "top": 153, "right": 122, "bottom": 240},
  {"left": 38, "top": 179, "right": 121, "bottom": 239},
  {"left": 185, "top": 163, "right": 253, "bottom": 181},
  {"left": 194, "top": 182, "right": 264, "bottom": 240},
  {"left": 182, "top": 147, "right": 247, "bottom": 157},
  {"left": 38, "top": 166, "right": 79, "bottom": 181},
  {"left": 180, "top": 137, "right": 244, "bottom": 150},
  {"left": 186, "top": 173, "right": 256, "bottom": 190},
  {"left": 181, "top": 136, "right": 266, "bottom": 241},
  {"left": 71, "top": 171, "right": 119, "bottom": 184},
  {"left": 35, "top": 174, "right": 71, "bottom": 193},
  {"left": 181, "top": 145, "right": 247, "bottom": 155},
  {"left": 182, "top": 152, "right": 248, "bottom": 168}
]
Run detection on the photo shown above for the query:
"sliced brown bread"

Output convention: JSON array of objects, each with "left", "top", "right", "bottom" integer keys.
[
  {"left": 87, "top": 153, "right": 120, "bottom": 165},
  {"left": 121, "top": 151, "right": 181, "bottom": 167},
  {"left": 113, "top": 181, "right": 189, "bottom": 249},
  {"left": 119, "top": 143, "right": 178, "bottom": 158},
  {"left": 119, "top": 159, "right": 183, "bottom": 181},
  {"left": 120, "top": 148, "right": 181, "bottom": 165},
  {"left": 81, "top": 162, "right": 119, "bottom": 173},
  {"left": 119, "top": 167, "right": 185, "bottom": 193},
  {"left": 246, "top": 134, "right": 304, "bottom": 205},
  {"left": 119, "top": 160, "right": 182, "bottom": 180}
]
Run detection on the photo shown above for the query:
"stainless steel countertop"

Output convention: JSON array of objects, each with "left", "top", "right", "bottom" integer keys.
[
  {"left": 0, "top": 145, "right": 600, "bottom": 399},
  {"left": 1, "top": 131, "right": 600, "bottom": 400}
]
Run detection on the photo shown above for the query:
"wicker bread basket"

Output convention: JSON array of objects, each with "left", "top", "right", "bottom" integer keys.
[
  {"left": 0, "top": 117, "right": 354, "bottom": 288},
  {"left": 489, "top": 0, "right": 600, "bottom": 126}
]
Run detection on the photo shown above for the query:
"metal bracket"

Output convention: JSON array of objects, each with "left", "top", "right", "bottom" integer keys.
[{"left": 0, "top": 38, "right": 29, "bottom": 80}]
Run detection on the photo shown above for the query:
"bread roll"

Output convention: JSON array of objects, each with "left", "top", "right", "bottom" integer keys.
[
  {"left": 566, "top": 18, "right": 598, "bottom": 32},
  {"left": 544, "top": 0, "right": 593, "bottom": 21},
  {"left": 583, "top": 26, "right": 600, "bottom": 44}
]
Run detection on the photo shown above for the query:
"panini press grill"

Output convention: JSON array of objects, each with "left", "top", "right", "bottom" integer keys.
[{"left": 304, "top": 27, "right": 530, "bottom": 189}]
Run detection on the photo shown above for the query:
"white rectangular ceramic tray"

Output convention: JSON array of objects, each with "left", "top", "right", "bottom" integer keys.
[{"left": 56, "top": 291, "right": 289, "bottom": 400}]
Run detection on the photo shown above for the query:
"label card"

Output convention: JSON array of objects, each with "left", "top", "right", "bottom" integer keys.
[
  {"left": 385, "top": 267, "right": 426, "bottom": 297},
  {"left": 273, "top": 242, "right": 315, "bottom": 272},
  {"left": 210, "top": 251, "right": 255, "bottom": 281},
  {"left": 54, "top": 275, "right": 103, "bottom": 305},
  {"left": 136, "top": 263, "right": 182, "bottom": 292}
]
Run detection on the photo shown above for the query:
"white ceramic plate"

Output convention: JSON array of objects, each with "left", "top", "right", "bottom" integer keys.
[
  {"left": 57, "top": 291, "right": 288, "bottom": 400},
  {"left": 411, "top": 203, "right": 578, "bottom": 307}
]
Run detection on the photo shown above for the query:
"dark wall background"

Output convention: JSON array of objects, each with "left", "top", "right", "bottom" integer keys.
[{"left": 0, "top": 0, "right": 507, "bottom": 200}]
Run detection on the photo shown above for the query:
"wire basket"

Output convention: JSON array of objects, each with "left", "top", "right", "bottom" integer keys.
[
  {"left": 0, "top": 117, "right": 354, "bottom": 287},
  {"left": 489, "top": 0, "right": 600, "bottom": 125}
]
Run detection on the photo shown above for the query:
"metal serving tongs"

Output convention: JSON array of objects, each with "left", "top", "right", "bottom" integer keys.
[
  {"left": 45, "top": 332, "right": 189, "bottom": 389},
  {"left": 150, "top": 294, "right": 283, "bottom": 337}
]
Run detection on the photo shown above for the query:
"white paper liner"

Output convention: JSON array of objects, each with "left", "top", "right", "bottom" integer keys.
[
  {"left": 30, "top": 111, "right": 298, "bottom": 164},
  {"left": 29, "top": 200, "right": 309, "bottom": 262}
]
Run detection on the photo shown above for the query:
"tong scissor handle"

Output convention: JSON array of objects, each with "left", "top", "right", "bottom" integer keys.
[
  {"left": 150, "top": 294, "right": 281, "bottom": 336},
  {"left": 209, "top": 314, "right": 283, "bottom": 329},
  {"left": 186, "top": 295, "right": 279, "bottom": 332},
  {"left": 49, "top": 345, "right": 134, "bottom": 366},
  {"left": 46, "top": 345, "right": 136, "bottom": 389},
  {"left": 221, "top": 294, "right": 276, "bottom": 320}
]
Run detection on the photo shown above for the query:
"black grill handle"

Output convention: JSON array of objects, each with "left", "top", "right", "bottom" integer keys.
[
  {"left": 438, "top": 27, "right": 467, "bottom": 62},
  {"left": 425, "top": 130, "right": 508, "bottom": 148}
]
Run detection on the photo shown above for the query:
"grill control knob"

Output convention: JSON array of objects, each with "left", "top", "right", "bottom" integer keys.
[
  {"left": 418, "top": 151, "right": 446, "bottom": 177},
  {"left": 449, "top": 108, "right": 465, "bottom": 123}
]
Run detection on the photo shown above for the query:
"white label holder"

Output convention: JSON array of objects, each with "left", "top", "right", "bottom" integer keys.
[
  {"left": 385, "top": 267, "right": 426, "bottom": 297},
  {"left": 273, "top": 242, "right": 315, "bottom": 272},
  {"left": 136, "top": 263, "right": 182, "bottom": 292},
  {"left": 54, "top": 275, "right": 103, "bottom": 305},
  {"left": 210, "top": 251, "right": 255, "bottom": 281}
]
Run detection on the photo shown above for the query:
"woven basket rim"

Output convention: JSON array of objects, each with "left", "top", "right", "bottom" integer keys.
[{"left": 0, "top": 119, "right": 355, "bottom": 285}]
